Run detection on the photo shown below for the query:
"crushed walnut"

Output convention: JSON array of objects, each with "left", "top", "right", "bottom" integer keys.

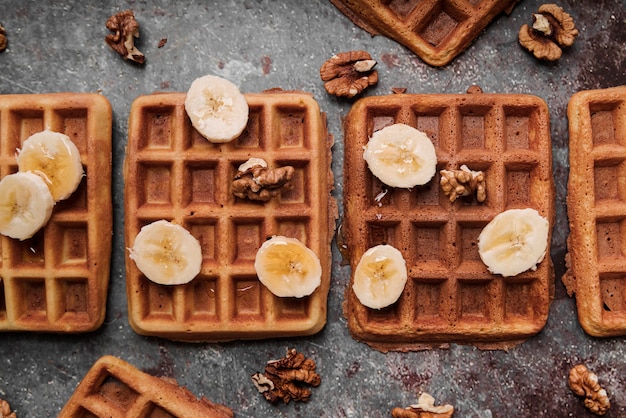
[
  {"left": 105, "top": 10, "right": 145, "bottom": 64},
  {"left": 251, "top": 348, "right": 321, "bottom": 404},
  {"left": 391, "top": 393, "right": 454, "bottom": 418},
  {"left": 568, "top": 364, "right": 610, "bottom": 416},
  {"left": 320, "top": 50, "right": 378, "bottom": 98},
  {"left": 0, "top": 399, "right": 16, "bottom": 418},
  {"left": 519, "top": 4, "right": 579, "bottom": 61},
  {"left": 232, "top": 158, "right": 295, "bottom": 201},
  {"left": 440, "top": 165, "right": 486, "bottom": 203},
  {"left": 0, "top": 25, "right": 7, "bottom": 52}
]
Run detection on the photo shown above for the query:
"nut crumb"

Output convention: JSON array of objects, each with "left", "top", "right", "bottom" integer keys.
[
  {"left": 440, "top": 165, "right": 486, "bottom": 203},
  {"left": 0, "top": 399, "right": 16, "bottom": 418},
  {"left": 392, "top": 393, "right": 454, "bottom": 418},
  {"left": 105, "top": 10, "right": 145, "bottom": 64},
  {"left": 158, "top": 38, "right": 167, "bottom": 48},
  {"left": 392, "top": 87, "right": 407, "bottom": 94},
  {"left": 568, "top": 364, "right": 610, "bottom": 416},
  {"left": 232, "top": 158, "right": 295, "bottom": 201},
  {"left": 0, "top": 24, "right": 7, "bottom": 52},
  {"left": 251, "top": 348, "right": 321, "bottom": 404},
  {"left": 519, "top": 4, "right": 579, "bottom": 61},
  {"left": 320, "top": 50, "right": 378, "bottom": 98}
]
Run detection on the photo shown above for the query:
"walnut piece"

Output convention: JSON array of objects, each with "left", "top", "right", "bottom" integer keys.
[
  {"left": 440, "top": 165, "right": 486, "bottom": 203},
  {"left": 568, "top": 364, "right": 610, "bottom": 416},
  {"left": 320, "top": 50, "right": 378, "bottom": 98},
  {"left": 251, "top": 348, "right": 321, "bottom": 404},
  {"left": 391, "top": 393, "right": 454, "bottom": 418},
  {"left": 105, "top": 10, "right": 145, "bottom": 64},
  {"left": 519, "top": 4, "right": 579, "bottom": 61},
  {"left": 0, "top": 25, "right": 7, "bottom": 52},
  {"left": 0, "top": 399, "right": 16, "bottom": 418},
  {"left": 232, "top": 158, "right": 295, "bottom": 201}
]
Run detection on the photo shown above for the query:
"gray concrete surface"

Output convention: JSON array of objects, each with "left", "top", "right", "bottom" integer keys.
[{"left": 0, "top": 0, "right": 625, "bottom": 416}]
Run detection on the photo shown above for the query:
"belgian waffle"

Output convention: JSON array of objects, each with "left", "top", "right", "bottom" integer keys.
[
  {"left": 0, "top": 93, "right": 112, "bottom": 332},
  {"left": 124, "top": 90, "right": 335, "bottom": 341},
  {"left": 329, "top": 0, "right": 519, "bottom": 67},
  {"left": 564, "top": 85, "right": 626, "bottom": 337},
  {"left": 58, "top": 355, "right": 233, "bottom": 418},
  {"left": 342, "top": 88, "right": 555, "bottom": 351}
]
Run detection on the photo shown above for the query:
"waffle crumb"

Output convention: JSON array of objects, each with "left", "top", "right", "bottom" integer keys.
[
  {"left": 568, "top": 364, "right": 610, "bottom": 416},
  {"left": 251, "top": 348, "right": 321, "bottom": 404}
]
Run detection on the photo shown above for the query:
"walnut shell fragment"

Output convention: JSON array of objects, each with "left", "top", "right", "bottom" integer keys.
[
  {"left": 0, "top": 25, "right": 7, "bottom": 52},
  {"left": 0, "top": 399, "right": 16, "bottom": 418},
  {"left": 251, "top": 348, "right": 321, "bottom": 404},
  {"left": 568, "top": 364, "right": 610, "bottom": 416},
  {"left": 320, "top": 50, "right": 378, "bottom": 98},
  {"left": 105, "top": 10, "right": 145, "bottom": 64},
  {"left": 391, "top": 393, "right": 454, "bottom": 418},
  {"left": 519, "top": 4, "right": 579, "bottom": 61},
  {"left": 232, "top": 158, "right": 295, "bottom": 201}
]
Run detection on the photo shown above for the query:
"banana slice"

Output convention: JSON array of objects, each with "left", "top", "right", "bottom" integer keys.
[
  {"left": 254, "top": 236, "right": 322, "bottom": 298},
  {"left": 363, "top": 123, "right": 437, "bottom": 188},
  {"left": 352, "top": 244, "right": 408, "bottom": 309},
  {"left": 17, "top": 130, "right": 84, "bottom": 202},
  {"left": 128, "top": 220, "right": 203, "bottom": 285},
  {"left": 0, "top": 171, "right": 54, "bottom": 240},
  {"left": 478, "top": 208, "right": 549, "bottom": 277},
  {"left": 184, "top": 74, "right": 249, "bottom": 143}
]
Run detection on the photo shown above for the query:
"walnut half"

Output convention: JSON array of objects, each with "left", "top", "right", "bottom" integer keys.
[
  {"left": 232, "top": 158, "right": 295, "bottom": 201},
  {"left": 568, "top": 364, "right": 610, "bottom": 416},
  {"left": 519, "top": 4, "right": 579, "bottom": 61},
  {"left": 251, "top": 348, "right": 321, "bottom": 404},
  {"left": 391, "top": 393, "right": 454, "bottom": 418},
  {"left": 105, "top": 10, "right": 145, "bottom": 64},
  {"left": 0, "top": 25, "right": 7, "bottom": 52},
  {"left": 320, "top": 50, "right": 378, "bottom": 98},
  {"left": 0, "top": 399, "right": 16, "bottom": 418},
  {"left": 440, "top": 165, "right": 486, "bottom": 203}
]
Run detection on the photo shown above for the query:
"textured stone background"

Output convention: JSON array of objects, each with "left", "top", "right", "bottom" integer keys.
[{"left": 0, "top": 1, "right": 625, "bottom": 417}]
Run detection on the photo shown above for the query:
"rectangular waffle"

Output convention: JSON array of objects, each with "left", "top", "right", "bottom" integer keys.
[
  {"left": 564, "top": 85, "right": 626, "bottom": 337},
  {"left": 342, "top": 89, "right": 555, "bottom": 351},
  {"left": 329, "top": 0, "right": 519, "bottom": 67},
  {"left": 0, "top": 93, "right": 112, "bottom": 332},
  {"left": 124, "top": 90, "right": 335, "bottom": 341},
  {"left": 58, "top": 355, "right": 233, "bottom": 417}
]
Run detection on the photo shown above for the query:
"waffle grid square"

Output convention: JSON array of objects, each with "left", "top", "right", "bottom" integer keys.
[{"left": 0, "top": 93, "right": 112, "bottom": 332}]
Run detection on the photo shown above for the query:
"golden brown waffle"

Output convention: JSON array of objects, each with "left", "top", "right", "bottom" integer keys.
[
  {"left": 124, "top": 90, "right": 335, "bottom": 341},
  {"left": 0, "top": 93, "right": 112, "bottom": 332},
  {"left": 564, "top": 85, "right": 626, "bottom": 337},
  {"left": 342, "top": 88, "right": 555, "bottom": 351},
  {"left": 329, "top": 0, "right": 519, "bottom": 67},
  {"left": 58, "top": 355, "right": 233, "bottom": 417}
]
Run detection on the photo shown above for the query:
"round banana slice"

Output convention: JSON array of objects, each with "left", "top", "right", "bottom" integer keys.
[
  {"left": 352, "top": 244, "right": 408, "bottom": 309},
  {"left": 478, "top": 208, "right": 549, "bottom": 277},
  {"left": 0, "top": 171, "right": 54, "bottom": 240},
  {"left": 254, "top": 236, "right": 322, "bottom": 298},
  {"left": 17, "top": 130, "right": 84, "bottom": 202},
  {"left": 363, "top": 123, "right": 437, "bottom": 189},
  {"left": 129, "top": 220, "right": 203, "bottom": 285},
  {"left": 184, "top": 74, "right": 249, "bottom": 143}
]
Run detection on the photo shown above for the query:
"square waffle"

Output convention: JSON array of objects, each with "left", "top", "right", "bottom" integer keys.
[
  {"left": 124, "top": 90, "right": 335, "bottom": 341},
  {"left": 0, "top": 93, "right": 112, "bottom": 332},
  {"left": 58, "top": 355, "right": 233, "bottom": 417},
  {"left": 342, "top": 89, "right": 555, "bottom": 351},
  {"left": 564, "top": 85, "right": 626, "bottom": 337},
  {"left": 329, "top": 0, "right": 519, "bottom": 67}
]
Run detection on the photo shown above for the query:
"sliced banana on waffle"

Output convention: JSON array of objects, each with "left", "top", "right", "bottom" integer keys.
[
  {"left": 184, "top": 74, "right": 249, "bottom": 143},
  {"left": 17, "top": 130, "right": 84, "bottom": 202},
  {"left": 353, "top": 244, "right": 408, "bottom": 309},
  {"left": 129, "top": 220, "right": 203, "bottom": 285},
  {"left": 0, "top": 171, "right": 54, "bottom": 240},
  {"left": 254, "top": 235, "right": 322, "bottom": 298},
  {"left": 363, "top": 123, "right": 437, "bottom": 188},
  {"left": 478, "top": 208, "right": 549, "bottom": 277}
]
